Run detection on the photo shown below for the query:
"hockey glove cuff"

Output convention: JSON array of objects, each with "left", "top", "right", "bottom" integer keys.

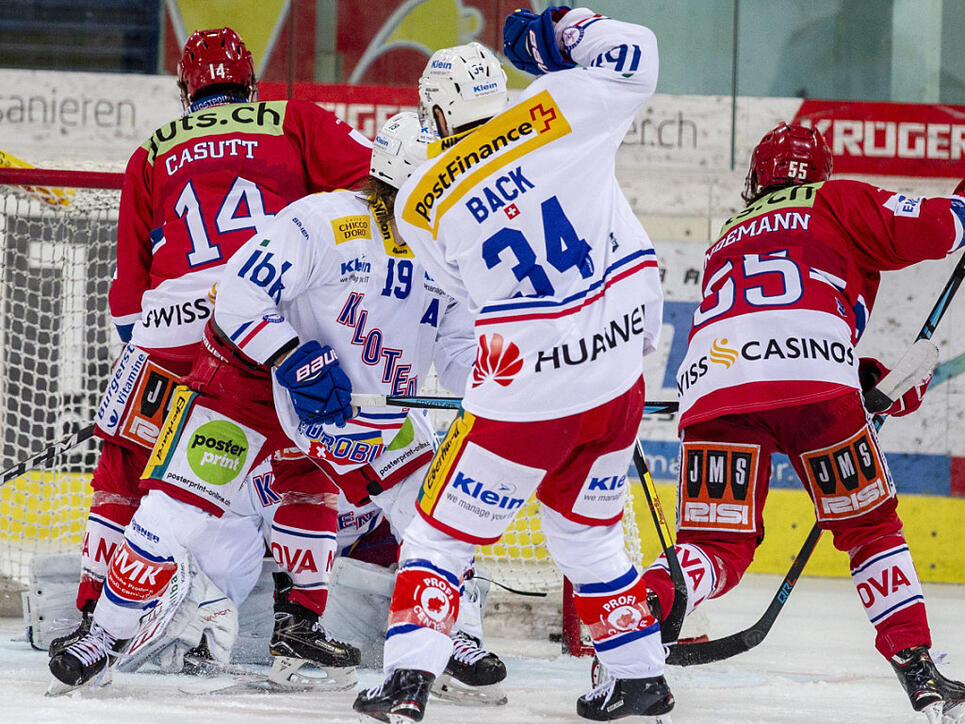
[
  {"left": 859, "top": 356, "right": 932, "bottom": 417},
  {"left": 503, "top": 6, "right": 576, "bottom": 75},
  {"left": 275, "top": 340, "right": 353, "bottom": 427}
]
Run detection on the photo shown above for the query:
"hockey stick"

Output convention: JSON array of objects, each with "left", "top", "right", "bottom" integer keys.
[
  {"left": 633, "top": 441, "right": 688, "bottom": 643},
  {"left": 667, "top": 248, "right": 965, "bottom": 667},
  {"left": 1, "top": 423, "right": 96, "bottom": 487},
  {"left": 349, "top": 393, "right": 679, "bottom": 416}
]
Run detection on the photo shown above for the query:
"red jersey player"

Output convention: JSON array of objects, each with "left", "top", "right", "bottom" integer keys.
[
  {"left": 52, "top": 26, "right": 370, "bottom": 655},
  {"left": 642, "top": 122, "right": 965, "bottom": 722}
]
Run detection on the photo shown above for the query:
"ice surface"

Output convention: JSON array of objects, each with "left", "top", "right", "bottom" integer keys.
[{"left": 1, "top": 573, "right": 961, "bottom": 723}]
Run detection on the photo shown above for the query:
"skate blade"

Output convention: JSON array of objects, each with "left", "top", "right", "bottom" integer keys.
[
  {"left": 942, "top": 700, "right": 965, "bottom": 723},
  {"left": 45, "top": 668, "right": 112, "bottom": 697},
  {"left": 268, "top": 655, "right": 358, "bottom": 691},
  {"left": 430, "top": 673, "right": 508, "bottom": 706}
]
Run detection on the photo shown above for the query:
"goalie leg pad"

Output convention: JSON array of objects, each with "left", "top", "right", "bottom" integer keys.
[{"left": 320, "top": 556, "right": 395, "bottom": 669}]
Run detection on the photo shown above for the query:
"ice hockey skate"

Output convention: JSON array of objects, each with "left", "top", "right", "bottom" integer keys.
[
  {"left": 46, "top": 622, "right": 128, "bottom": 696},
  {"left": 268, "top": 576, "right": 360, "bottom": 691},
  {"left": 430, "top": 630, "right": 508, "bottom": 705},
  {"left": 354, "top": 668, "right": 435, "bottom": 723},
  {"left": 891, "top": 646, "right": 965, "bottom": 723},
  {"left": 576, "top": 674, "right": 675, "bottom": 722},
  {"left": 47, "top": 600, "right": 94, "bottom": 658}
]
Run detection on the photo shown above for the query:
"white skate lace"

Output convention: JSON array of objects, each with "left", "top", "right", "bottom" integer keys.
[
  {"left": 585, "top": 676, "right": 617, "bottom": 705},
  {"left": 64, "top": 624, "right": 118, "bottom": 668},
  {"left": 363, "top": 677, "right": 388, "bottom": 698},
  {"left": 450, "top": 633, "right": 490, "bottom": 666}
]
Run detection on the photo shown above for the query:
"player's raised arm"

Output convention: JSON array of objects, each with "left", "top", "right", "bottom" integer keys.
[{"left": 503, "top": 6, "right": 658, "bottom": 91}]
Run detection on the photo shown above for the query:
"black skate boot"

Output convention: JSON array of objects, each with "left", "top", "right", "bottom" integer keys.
[
  {"left": 48, "top": 600, "right": 95, "bottom": 657},
  {"left": 268, "top": 572, "right": 360, "bottom": 690},
  {"left": 354, "top": 668, "right": 435, "bottom": 723},
  {"left": 47, "top": 622, "right": 129, "bottom": 695},
  {"left": 577, "top": 674, "right": 675, "bottom": 721},
  {"left": 890, "top": 646, "right": 965, "bottom": 722},
  {"left": 431, "top": 631, "right": 508, "bottom": 705}
]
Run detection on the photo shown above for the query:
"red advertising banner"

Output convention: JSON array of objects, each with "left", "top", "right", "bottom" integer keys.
[
  {"left": 258, "top": 81, "right": 419, "bottom": 139},
  {"left": 792, "top": 100, "right": 965, "bottom": 178}
]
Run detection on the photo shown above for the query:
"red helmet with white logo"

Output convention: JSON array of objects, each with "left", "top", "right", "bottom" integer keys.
[
  {"left": 742, "top": 122, "right": 833, "bottom": 204},
  {"left": 177, "top": 27, "right": 255, "bottom": 104}
]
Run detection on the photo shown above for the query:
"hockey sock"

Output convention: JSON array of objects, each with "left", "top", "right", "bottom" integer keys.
[
  {"left": 849, "top": 534, "right": 930, "bottom": 658},
  {"left": 572, "top": 567, "right": 664, "bottom": 678},
  {"left": 643, "top": 543, "right": 719, "bottom": 620},
  {"left": 384, "top": 559, "right": 461, "bottom": 677},
  {"left": 78, "top": 492, "right": 141, "bottom": 611},
  {"left": 271, "top": 497, "right": 337, "bottom": 616}
]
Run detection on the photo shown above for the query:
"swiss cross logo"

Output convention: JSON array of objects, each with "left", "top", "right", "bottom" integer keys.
[
  {"left": 504, "top": 204, "right": 520, "bottom": 219},
  {"left": 472, "top": 333, "right": 523, "bottom": 388},
  {"left": 530, "top": 103, "right": 558, "bottom": 133}
]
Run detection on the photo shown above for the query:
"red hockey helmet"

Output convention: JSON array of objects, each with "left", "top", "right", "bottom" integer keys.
[
  {"left": 742, "top": 122, "right": 833, "bottom": 204},
  {"left": 177, "top": 27, "right": 255, "bottom": 103}
]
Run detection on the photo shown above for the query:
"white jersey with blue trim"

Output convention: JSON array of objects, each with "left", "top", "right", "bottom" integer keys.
[
  {"left": 213, "top": 189, "right": 474, "bottom": 473},
  {"left": 395, "top": 9, "right": 663, "bottom": 422}
]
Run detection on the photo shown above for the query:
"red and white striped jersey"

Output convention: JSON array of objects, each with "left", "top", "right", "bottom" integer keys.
[
  {"left": 395, "top": 9, "right": 663, "bottom": 422},
  {"left": 677, "top": 179, "right": 965, "bottom": 428},
  {"left": 111, "top": 98, "right": 371, "bottom": 361}
]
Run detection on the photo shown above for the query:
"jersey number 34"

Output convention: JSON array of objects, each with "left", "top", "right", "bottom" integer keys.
[{"left": 481, "top": 195, "right": 593, "bottom": 296}]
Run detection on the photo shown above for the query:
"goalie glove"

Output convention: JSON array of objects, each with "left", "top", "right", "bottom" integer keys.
[
  {"left": 274, "top": 340, "right": 353, "bottom": 427},
  {"left": 859, "top": 356, "right": 933, "bottom": 417},
  {"left": 503, "top": 6, "right": 576, "bottom": 75}
]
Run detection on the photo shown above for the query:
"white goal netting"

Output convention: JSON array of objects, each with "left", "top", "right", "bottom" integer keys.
[
  {"left": 0, "top": 182, "right": 119, "bottom": 596},
  {"left": 0, "top": 175, "right": 647, "bottom": 641}
]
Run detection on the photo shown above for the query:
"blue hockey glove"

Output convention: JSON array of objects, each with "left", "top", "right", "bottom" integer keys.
[
  {"left": 503, "top": 6, "right": 576, "bottom": 75},
  {"left": 274, "top": 340, "right": 353, "bottom": 427}
]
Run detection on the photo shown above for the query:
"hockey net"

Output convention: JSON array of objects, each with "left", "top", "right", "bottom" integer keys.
[
  {"left": 0, "top": 166, "right": 122, "bottom": 612},
  {"left": 0, "top": 167, "right": 649, "bottom": 651}
]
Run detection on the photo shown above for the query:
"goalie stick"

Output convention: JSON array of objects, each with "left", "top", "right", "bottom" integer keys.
[
  {"left": 349, "top": 393, "right": 679, "bottom": 416},
  {"left": 667, "top": 247, "right": 964, "bottom": 667}
]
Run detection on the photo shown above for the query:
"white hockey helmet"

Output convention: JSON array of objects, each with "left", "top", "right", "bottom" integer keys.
[
  {"left": 418, "top": 42, "right": 508, "bottom": 137},
  {"left": 369, "top": 112, "right": 430, "bottom": 189}
]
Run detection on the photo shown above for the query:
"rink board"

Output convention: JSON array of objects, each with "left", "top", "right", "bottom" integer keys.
[
  {"left": 639, "top": 482, "right": 965, "bottom": 583},
  {"left": 3, "top": 470, "right": 963, "bottom": 584}
]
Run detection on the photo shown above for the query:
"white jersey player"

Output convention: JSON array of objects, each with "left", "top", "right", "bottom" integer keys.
[{"left": 355, "top": 8, "right": 672, "bottom": 722}]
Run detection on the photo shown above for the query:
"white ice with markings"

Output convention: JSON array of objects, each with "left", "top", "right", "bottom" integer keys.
[{"left": 1, "top": 574, "right": 962, "bottom": 723}]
